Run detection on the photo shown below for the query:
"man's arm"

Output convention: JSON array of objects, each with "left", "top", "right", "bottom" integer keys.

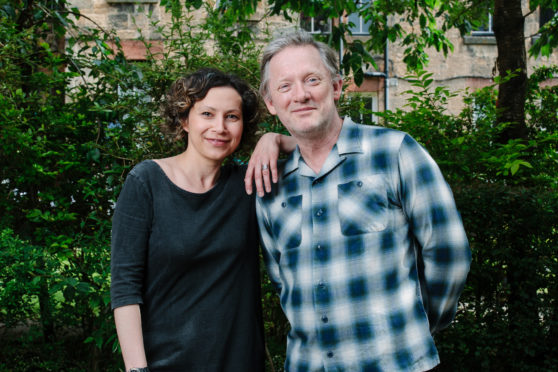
[
  {"left": 245, "top": 133, "right": 296, "bottom": 197},
  {"left": 398, "top": 134, "right": 471, "bottom": 333}
]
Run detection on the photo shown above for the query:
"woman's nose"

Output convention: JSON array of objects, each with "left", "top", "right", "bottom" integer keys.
[{"left": 213, "top": 117, "right": 226, "bottom": 132}]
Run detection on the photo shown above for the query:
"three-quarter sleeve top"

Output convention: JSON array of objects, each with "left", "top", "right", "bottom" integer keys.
[{"left": 111, "top": 160, "right": 265, "bottom": 371}]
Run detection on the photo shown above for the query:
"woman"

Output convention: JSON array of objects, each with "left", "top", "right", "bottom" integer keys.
[{"left": 110, "top": 68, "right": 289, "bottom": 371}]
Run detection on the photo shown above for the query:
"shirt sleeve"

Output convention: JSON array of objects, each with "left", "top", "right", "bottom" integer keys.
[
  {"left": 398, "top": 134, "right": 471, "bottom": 333},
  {"left": 256, "top": 196, "right": 282, "bottom": 294},
  {"left": 110, "top": 171, "right": 153, "bottom": 310}
]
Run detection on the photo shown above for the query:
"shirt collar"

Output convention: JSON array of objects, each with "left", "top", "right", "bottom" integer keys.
[
  {"left": 282, "top": 117, "right": 364, "bottom": 179},
  {"left": 336, "top": 116, "right": 363, "bottom": 156}
]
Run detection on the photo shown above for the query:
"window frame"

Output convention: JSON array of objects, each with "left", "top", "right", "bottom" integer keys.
[
  {"left": 347, "top": 0, "right": 371, "bottom": 36},
  {"left": 344, "top": 92, "right": 379, "bottom": 125},
  {"left": 471, "top": 13, "right": 494, "bottom": 36},
  {"left": 300, "top": 14, "right": 332, "bottom": 34}
]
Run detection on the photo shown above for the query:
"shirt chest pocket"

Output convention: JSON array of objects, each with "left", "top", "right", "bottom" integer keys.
[
  {"left": 272, "top": 195, "right": 302, "bottom": 249},
  {"left": 337, "top": 176, "right": 388, "bottom": 235}
]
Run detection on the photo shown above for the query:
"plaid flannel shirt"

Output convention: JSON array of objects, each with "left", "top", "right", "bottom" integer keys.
[{"left": 256, "top": 118, "right": 471, "bottom": 372}]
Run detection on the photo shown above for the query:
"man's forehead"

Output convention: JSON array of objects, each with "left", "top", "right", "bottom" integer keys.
[
  {"left": 269, "top": 46, "right": 327, "bottom": 76},
  {"left": 273, "top": 45, "right": 319, "bottom": 60}
]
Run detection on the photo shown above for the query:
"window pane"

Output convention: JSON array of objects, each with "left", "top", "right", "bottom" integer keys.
[
  {"left": 348, "top": 13, "right": 362, "bottom": 33},
  {"left": 301, "top": 15, "right": 313, "bottom": 32},
  {"left": 344, "top": 94, "right": 377, "bottom": 124},
  {"left": 471, "top": 13, "right": 493, "bottom": 35},
  {"left": 540, "top": 8, "right": 556, "bottom": 27},
  {"left": 347, "top": 0, "right": 371, "bottom": 35},
  {"left": 314, "top": 14, "right": 331, "bottom": 33},
  {"left": 301, "top": 14, "right": 331, "bottom": 34}
]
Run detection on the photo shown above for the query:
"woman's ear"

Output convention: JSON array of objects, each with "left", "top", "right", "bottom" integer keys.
[{"left": 181, "top": 118, "right": 189, "bottom": 133}]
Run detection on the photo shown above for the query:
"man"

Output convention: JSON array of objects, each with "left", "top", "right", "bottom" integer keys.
[{"left": 252, "top": 30, "right": 471, "bottom": 372}]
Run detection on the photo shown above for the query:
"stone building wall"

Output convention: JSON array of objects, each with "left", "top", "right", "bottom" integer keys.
[
  {"left": 382, "top": 8, "right": 558, "bottom": 114},
  {"left": 69, "top": 0, "right": 558, "bottom": 115}
]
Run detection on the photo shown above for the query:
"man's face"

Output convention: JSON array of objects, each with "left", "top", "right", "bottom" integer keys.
[{"left": 264, "top": 45, "right": 342, "bottom": 140}]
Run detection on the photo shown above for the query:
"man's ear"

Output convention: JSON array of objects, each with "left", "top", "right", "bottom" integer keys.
[
  {"left": 332, "top": 75, "right": 343, "bottom": 101},
  {"left": 264, "top": 96, "right": 278, "bottom": 116}
]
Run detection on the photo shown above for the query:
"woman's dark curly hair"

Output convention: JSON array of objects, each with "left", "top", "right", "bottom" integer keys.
[{"left": 161, "top": 68, "right": 263, "bottom": 152}]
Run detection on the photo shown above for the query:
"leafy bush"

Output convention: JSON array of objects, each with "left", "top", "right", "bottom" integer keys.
[
  {"left": 0, "top": 1, "right": 267, "bottom": 370},
  {"left": 1, "top": 1, "right": 557, "bottom": 371},
  {"left": 436, "top": 185, "right": 558, "bottom": 372},
  {"left": 369, "top": 70, "right": 558, "bottom": 371}
]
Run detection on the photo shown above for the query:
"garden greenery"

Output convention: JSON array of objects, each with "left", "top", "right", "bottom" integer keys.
[{"left": 0, "top": 1, "right": 557, "bottom": 371}]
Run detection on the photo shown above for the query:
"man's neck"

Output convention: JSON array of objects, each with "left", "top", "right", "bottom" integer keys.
[{"left": 297, "top": 117, "right": 343, "bottom": 174}]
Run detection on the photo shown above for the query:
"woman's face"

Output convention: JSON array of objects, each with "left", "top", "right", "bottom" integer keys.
[{"left": 183, "top": 86, "right": 244, "bottom": 164}]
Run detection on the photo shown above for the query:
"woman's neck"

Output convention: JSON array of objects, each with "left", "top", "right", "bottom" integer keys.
[{"left": 156, "top": 151, "right": 222, "bottom": 193}]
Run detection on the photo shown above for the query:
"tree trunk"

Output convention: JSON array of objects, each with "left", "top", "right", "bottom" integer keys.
[
  {"left": 37, "top": 256, "right": 56, "bottom": 342},
  {"left": 492, "top": 0, "right": 529, "bottom": 142}
]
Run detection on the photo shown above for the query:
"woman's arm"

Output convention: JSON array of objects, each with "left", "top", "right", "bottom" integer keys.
[
  {"left": 244, "top": 133, "right": 296, "bottom": 196},
  {"left": 114, "top": 304, "right": 148, "bottom": 371}
]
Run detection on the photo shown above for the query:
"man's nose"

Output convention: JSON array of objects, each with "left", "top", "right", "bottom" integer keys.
[{"left": 293, "top": 81, "right": 310, "bottom": 101}]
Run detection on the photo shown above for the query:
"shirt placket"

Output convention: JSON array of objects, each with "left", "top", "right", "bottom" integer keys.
[{"left": 310, "top": 173, "right": 339, "bottom": 368}]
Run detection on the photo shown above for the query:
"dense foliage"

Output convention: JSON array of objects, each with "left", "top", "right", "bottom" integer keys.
[
  {"left": 366, "top": 71, "right": 558, "bottom": 371},
  {"left": 0, "top": 1, "right": 266, "bottom": 370},
  {"left": 0, "top": 1, "right": 557, "bottom": 371}
]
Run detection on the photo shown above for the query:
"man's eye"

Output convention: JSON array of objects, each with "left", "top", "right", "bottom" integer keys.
[
  {"left": 307, "top": 77, "right": 320, "bottom": 84},
  {"left": 278, "top": 84, "right": 290, "bottom": 92}
]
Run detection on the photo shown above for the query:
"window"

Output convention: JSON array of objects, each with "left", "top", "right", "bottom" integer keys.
[
  {"left": 347, "top": 0, "right": 371, "bottom": 35},
  {"left": 301, "top": 1, "right": 371, "bottom": 35},
  {"left": 300, "top": 14, "right": 331, "bottom": 34},
  {"left": 471, "top": 13, "right": 494, "bottom": 36},
  {"left": 344, "top": 93, "right": 378, "bottom": 125},
  {"left": 464, "top": 12, "right": 496, "bottom": 44},
  {"left": 540, "top": 8, "right": 556, "bottom": 27}
]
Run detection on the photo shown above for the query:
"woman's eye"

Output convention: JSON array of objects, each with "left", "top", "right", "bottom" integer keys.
[
  {"left": 227, "top": 114, "right": 240, "bottom": 120},
  {"left": 201, "top": 111, "right": 212, "bottom": 117}
]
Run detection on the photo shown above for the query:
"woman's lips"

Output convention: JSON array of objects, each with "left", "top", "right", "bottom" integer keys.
[{"left": 206, "top": 138, "right": 229, "bottom": 146}]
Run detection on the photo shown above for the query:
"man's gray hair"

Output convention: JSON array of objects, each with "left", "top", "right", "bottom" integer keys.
[{"left": 259, "top": 30, "right": 340, "bottom": 99}]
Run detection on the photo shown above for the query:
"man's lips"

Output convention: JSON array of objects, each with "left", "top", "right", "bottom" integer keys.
[{"left": 292, "top": 106, "right": 316, "bottom": 114}]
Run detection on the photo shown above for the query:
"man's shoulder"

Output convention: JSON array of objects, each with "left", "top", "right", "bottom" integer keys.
[
  {"left": 350, "top": 121, "right": 406, "bottom": 139},
  {"left": 344, "top": 121, "right": 409, "bottom": 154}
]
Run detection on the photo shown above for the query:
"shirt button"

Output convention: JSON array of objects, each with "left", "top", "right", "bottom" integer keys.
[
  {"left": 327, "top": 351, "right": 334, "bottom": 358},
  {"left": 321, "top": 315, "right": 328, "bottom": 323},
  {"left": 281, "top": 202, "right": 286, "bottom": 208},
  {"left": 316, "top": 244, "right": 321, "bottom": 250},
  {"left": 357, "top": 181, "right": 363, "bottom": 187},
  {"left": 316, "top": 208, "right": 323, "bottom": 217}
]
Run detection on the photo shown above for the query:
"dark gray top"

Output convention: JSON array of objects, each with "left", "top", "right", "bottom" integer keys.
[{"left": 110, "top": 160, "right": 264, "bottom": 372}]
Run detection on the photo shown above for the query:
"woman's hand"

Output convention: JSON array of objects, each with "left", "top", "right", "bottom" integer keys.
[{"left": 244, "top": 133, "right": 296, "bottom": 196}]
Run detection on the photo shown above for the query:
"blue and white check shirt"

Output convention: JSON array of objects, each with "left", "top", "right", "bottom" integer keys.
[{"left": 256, "top": 118, "right": 471, "bottom": 372}]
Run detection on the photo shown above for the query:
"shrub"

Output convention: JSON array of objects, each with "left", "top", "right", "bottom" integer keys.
[{"left": 1, "top": 1, "right": 557, "bottom": 370}]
